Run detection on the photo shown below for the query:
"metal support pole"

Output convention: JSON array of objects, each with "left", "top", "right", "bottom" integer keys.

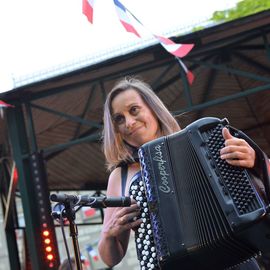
[{"left": 6, "top": 105, "right": 46, "bottom": 269}]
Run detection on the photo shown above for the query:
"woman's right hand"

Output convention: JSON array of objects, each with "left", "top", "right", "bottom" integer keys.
[{"left": 102, "top": 201, "right": 142, "bottom": 238}]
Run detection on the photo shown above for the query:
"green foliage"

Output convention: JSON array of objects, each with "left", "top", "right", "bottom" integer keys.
[
  {"left": 191, "top": 25, "right": 205, "bottom": 32},
  {"left": 211, "top": 0, "right": 270, "bottom": 23}
]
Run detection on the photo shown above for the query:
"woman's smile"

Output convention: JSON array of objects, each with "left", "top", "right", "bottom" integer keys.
[{"left": 128, "top": 125, "right": 144, "bottom": 135}]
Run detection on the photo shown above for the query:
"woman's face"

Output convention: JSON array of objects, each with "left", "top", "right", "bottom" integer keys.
[{"left": 111, "top": 89, "right": 161, "bottom": 148}]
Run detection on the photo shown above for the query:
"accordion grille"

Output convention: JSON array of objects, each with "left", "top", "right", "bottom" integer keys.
[{"left": 204, "top": 123, "right": 260, "bottom": 214}]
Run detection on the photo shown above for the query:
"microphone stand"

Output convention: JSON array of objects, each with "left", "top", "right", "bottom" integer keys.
[
  {"left": 58, "top": 200, "right": 83, "bottom": 270},
  {"left": 51, "top": 193, "right": 131, "bottom": 270}
]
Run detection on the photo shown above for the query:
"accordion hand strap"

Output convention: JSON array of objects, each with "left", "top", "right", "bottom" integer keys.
[{"left": 229, "top": 125, "right": 270, "bottom": 205}]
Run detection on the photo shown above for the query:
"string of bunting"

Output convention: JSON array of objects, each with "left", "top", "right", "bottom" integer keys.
[{"left": 82, "top": 0, "right": 195, "bottom": 84}]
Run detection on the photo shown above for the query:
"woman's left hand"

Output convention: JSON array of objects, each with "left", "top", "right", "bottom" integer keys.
[{"left": 220, "top": 127, "right": 256, "bottom": 168}]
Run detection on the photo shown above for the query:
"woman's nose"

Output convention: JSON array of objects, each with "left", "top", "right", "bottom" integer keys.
[{"left": 125, "top": 115, "right": 136, "bottom": 128}]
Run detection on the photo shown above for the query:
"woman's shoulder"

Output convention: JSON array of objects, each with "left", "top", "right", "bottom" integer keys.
[
  {"left": 108, "top": 166, "right": 121, "bottom": 184},
  {"left": 106, "top": 166, "right": 124, "bottom": 196}
]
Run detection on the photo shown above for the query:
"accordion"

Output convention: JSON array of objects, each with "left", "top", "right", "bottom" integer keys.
[{"left": 129, "top": 117, "right": 270, "bottom": 270}]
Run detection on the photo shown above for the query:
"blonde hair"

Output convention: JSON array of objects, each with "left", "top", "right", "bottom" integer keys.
[{"left": 102, "top": 77, "right": 180, "bottom": 171}]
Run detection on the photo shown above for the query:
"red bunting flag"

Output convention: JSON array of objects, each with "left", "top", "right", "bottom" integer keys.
[
  {"left": 112, "top": 0, "right": 194, "bottom": 84},
  {"left": 82, "top": 0, "right": 94, "bottom": 24},
  {"left": 82, "top": 0, "right": 195, "bottom": 84},
  {"left": 177, "top": 58, "right": 195, "bottom": 85},
  {"left": 113, "top": 0, "right": 141, "bottom": 37},
  {"left": 0, "top": 100, "right": 14, "bottom": 108},
  {"left": 154, "top": 35, "right": 194, "bottom": 58}
]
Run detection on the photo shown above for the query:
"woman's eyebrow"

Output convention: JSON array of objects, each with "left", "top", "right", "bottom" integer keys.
[{"left": 112, "top": 112, "right": 119, "bottom": 118}]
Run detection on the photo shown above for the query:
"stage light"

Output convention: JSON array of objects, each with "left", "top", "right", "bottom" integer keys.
[
  {"left": 43, "top": 230, "right": 50, "bottom": 237},
  {"left": 29, "top": 152, "right": 60, "bottom": 269},
  {"left": 47, "top": 254, "right": 54, "bottom": 261},
  {"left": 46, "top": 246, "right": 52, "bottom": 252},
  {"left": 41, "top": 226, "right": 58, "bottom": 268},
  {"left": 44, "top": 238, "right": 51, "bottom": 244}
]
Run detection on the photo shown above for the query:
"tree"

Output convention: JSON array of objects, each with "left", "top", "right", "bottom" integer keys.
[{"left": 211, "top": 0, "right": 270, "bottom": 23}]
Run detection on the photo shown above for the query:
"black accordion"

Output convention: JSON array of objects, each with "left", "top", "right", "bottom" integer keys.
[{"left": 129, "top": 117, "right": 270, "bottom": 270}]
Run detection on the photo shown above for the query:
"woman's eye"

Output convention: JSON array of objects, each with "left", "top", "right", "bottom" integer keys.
[
  {"left": 113, "top": 115, "right": 124, "bottom": 125},
  {"left": 130, "top": 106, "right": 139, "bottom": 115}
]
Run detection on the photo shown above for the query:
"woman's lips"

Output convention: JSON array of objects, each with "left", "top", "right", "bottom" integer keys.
[{"left": 129, "top": 126, "right": 143, "bottom": 135}]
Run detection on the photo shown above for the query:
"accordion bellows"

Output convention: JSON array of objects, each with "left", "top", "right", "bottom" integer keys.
[{"left": 129, "top": 117, "right": 270, "bottom": 270}]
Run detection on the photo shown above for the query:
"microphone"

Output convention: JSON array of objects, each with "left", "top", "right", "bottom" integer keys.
[{"left": 50, "top": 193, "right": 131, "bottom": 208}]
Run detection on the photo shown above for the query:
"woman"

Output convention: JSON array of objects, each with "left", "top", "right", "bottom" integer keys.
[{"left": 98, "top": 77, "right": 260, "bottom": 269}]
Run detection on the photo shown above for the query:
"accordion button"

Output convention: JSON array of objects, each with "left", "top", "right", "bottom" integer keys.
[
  {"left": 151, "top": 247, "right": 155, "bottom": 252},
  {"left": 152, "top": 252, "right": 156, "bottom": 258}
]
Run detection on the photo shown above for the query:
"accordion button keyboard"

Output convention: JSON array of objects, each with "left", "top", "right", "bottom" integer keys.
[{"left": 129, "top": 176, "right": 160, "bottom": 270}]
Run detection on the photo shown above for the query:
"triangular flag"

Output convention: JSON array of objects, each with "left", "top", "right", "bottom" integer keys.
[{"left": 82, "top": 0, "right": 94, "bottom": 24}]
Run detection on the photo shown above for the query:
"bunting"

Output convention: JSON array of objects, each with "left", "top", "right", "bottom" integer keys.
[
  {"left": 82, "top": 0, "right": 195, "bottom": 84},
  {"left": 0, "top": 100, "right": 14, "bottom": 108},
  {"left": 82, "top": 0, "right": 94, "bottom": 24},
  {"left": 0, "top": 100, "right": 14, "bottom": 119},
  {"left": 113, "top": 0, "right": 140, "bottom": 38},
  {"left": 176, "top": 58, "right": 195, "bottom": 85},
  {"left": 112, "top": 0, "right": 194, "bottom": 84},
  {"left": 154, "top": 35, "right": 194, "bottom": 58}
]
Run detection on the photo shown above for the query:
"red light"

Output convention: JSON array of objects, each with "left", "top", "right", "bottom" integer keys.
[
  {"left": 46, "top": 246, "right": 52, "bottom": 252},
  {"left": 47, "top": 254, "right": 54, "bottom": 261},
  {"left": 41, "top": 227, "right": 57, "bottom": 265},
  {"left": 13, "top": 167, "right": 19, "bottom": 182},
  {"left": 43, "top": 230, "right": 50, "bottom": 237},
  {"left": 44, "top": 238, "right": 51, "bottom": 244}
]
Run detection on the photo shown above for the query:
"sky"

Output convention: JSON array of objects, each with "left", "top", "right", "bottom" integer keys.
[{"left": 0, "top": 0, "right": 240, "bottom": 92}]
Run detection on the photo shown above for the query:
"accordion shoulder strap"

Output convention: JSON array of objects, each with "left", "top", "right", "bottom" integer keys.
[
  {"left": 229, "top": 125, "right": 270, "bottom": 205},
  {"left": 121, "top": 164, "right": 128, "bottom": 196}
]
